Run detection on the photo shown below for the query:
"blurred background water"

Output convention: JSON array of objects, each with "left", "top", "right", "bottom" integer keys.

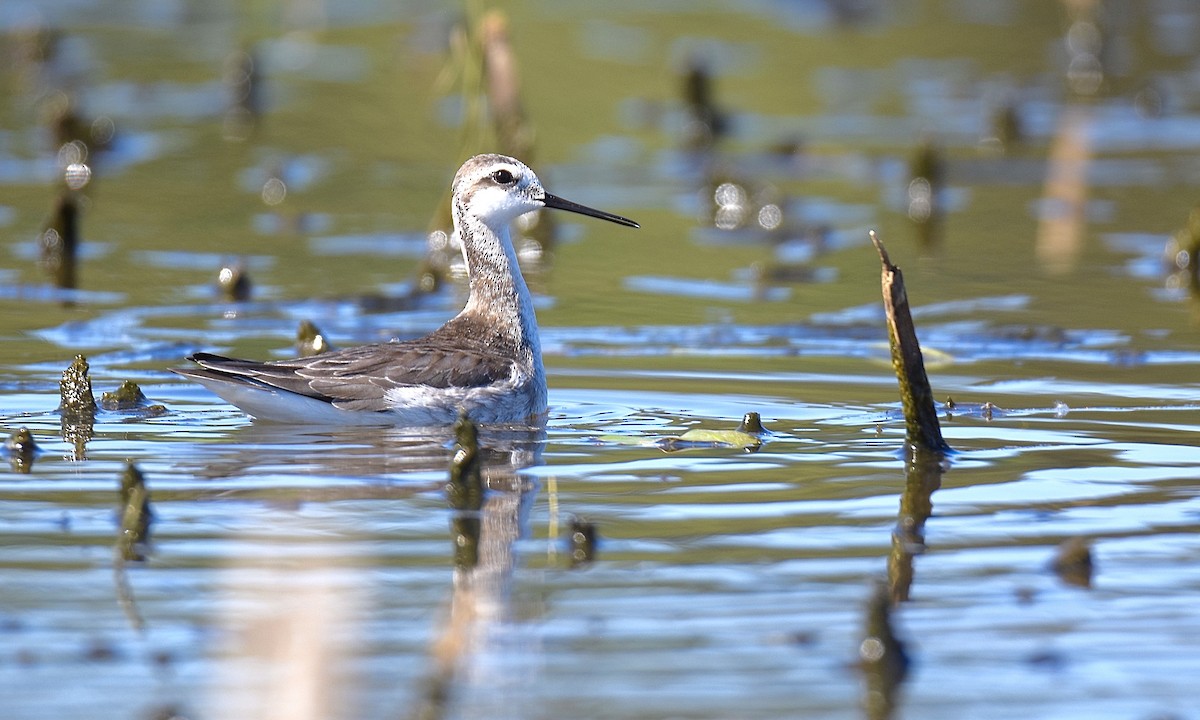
[{"left": 2, "top": 1, "right": 1200, "bottom": 718}]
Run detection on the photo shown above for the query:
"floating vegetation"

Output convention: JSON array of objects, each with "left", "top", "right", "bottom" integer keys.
[
  {"left": 296, "top": 319, "right": 333, "bottom": 357},
  {"left": 446, "top": 412, "right": 484, "bottom": 570},
  {"left": 99, "top": 380, "right": 147, "bottom": 410},
  {"left": 5, "top": 427, "right": 39, "bottom": 473},
  {"left": 662, "top": 412, "right": 763, "bottom": 453},
  {"left": 657, "top": 427, "right": 758, "bottom": 451},
  {"left": 595, "top": 412, "right": 769, "bottom": 452},
  {"left": 1051, "top": 537, "right": 1094, "bottom": 589},
  {"left": 657, "top": 413, "right": 768, "bottom": 451},
  {"left": 567, "top": 516, "right": 597, "bottom": 567},
  {"left": 858, "top": 581, "right": 910, "bottom": 720},
  {"left": 117, "top": 462, "right": 153, "bottom": 562},
  {"left": 100, "top": 380, "right": 167, "bottom": 416},
  {"left": 871, "top": 232, "right": 949, "bottom": 454},
  {"left": 658, "top": 427, "right": 762, "bottom": 452}
]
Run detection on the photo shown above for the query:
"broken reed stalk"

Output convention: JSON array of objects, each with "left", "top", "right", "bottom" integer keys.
[{"left": 871, "top": 231, "right": 950, "bottom": 454}]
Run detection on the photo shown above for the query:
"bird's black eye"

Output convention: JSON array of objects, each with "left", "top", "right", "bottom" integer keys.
[{"left": 491, "top": 169, "right": 515, "bottom": 185}]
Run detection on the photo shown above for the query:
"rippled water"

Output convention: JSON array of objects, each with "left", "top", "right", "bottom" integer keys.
[{"left": 3, "top": 2, "right": 1200, "bottom": 719}]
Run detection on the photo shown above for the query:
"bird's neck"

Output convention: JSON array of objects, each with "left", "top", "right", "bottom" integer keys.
[{"left": 456, "top": 210, "right": 542, "bottom": 363}]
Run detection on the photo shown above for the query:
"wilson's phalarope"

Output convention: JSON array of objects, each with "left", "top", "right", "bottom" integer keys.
[{"left": 174, "top": 153, "right": 638, "bottom": 425}]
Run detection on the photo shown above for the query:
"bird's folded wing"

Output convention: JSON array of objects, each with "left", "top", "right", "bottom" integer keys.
[{"left": 187, "top": 341, "right": 513, "bottom": 412}]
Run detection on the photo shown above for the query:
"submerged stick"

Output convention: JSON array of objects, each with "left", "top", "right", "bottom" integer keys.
[
  {"left": 59, "top": 354, "right": 96, "bottom": 460},
  {"left": 871, "top": 231, "right": 950, "bottom": 454},
  {"left": 59, "top": 353, "right": 97, "bottom": 419}
]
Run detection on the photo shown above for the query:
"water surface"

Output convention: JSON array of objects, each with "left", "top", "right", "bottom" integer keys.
[{"left": 2, "top": 2, "right": 1200, "bottom": 719}]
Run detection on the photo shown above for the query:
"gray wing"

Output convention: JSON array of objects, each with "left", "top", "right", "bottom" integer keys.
[{"left": 177, "top": 339, "right": 514, "bottom": 412}]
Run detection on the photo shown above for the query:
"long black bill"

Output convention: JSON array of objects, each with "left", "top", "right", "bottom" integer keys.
[{"left": 542, "top": 192, "right": 640, "bottom": 229}]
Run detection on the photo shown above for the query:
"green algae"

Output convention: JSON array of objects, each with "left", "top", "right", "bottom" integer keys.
[
  {"left": 663, "top": 427, "right": 762, "bottom": 452},
  {"left": 598, "top": 411, "right": 769, "bottom": 452}
]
